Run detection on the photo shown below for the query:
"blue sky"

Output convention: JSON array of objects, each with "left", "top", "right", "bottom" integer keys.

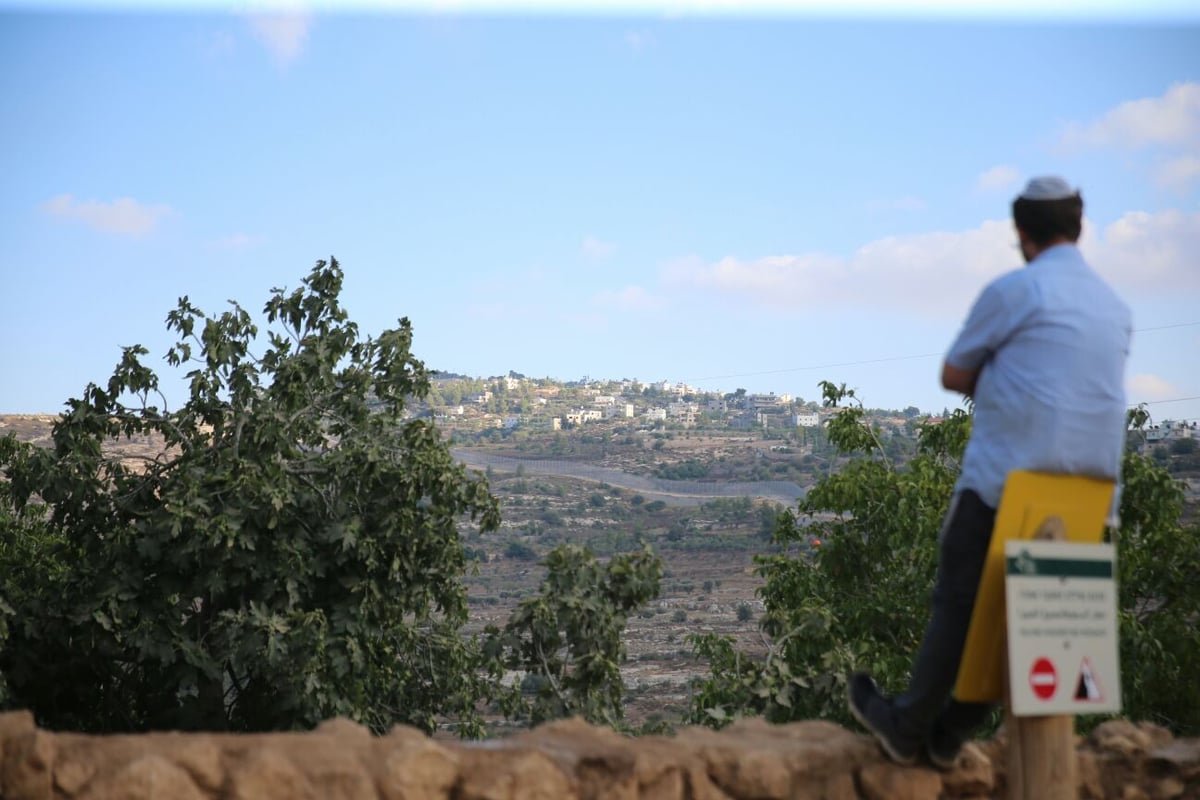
[{"left": 2, "top": 4, "right": 1198, "bottom": 422}]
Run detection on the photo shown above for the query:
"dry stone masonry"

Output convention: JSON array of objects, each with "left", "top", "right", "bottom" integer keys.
[{"left": 1, "top": 712, "right": 1196, "bottom": 800}]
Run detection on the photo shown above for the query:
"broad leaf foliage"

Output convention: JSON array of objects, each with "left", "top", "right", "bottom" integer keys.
[
  {"left": 689, "top": 383, "right": 1200, "bottom": 735},
  {"left": 0, "top": 260, "right": 500, "bottom": 734}
]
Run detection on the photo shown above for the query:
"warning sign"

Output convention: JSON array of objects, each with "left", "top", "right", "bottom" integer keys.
[
  {"left": 1075, "top": 657, "right": 1104, "bottom": 702},
  {"left": 1005, "top": 540, "right": 1122, "bottom": 716}
]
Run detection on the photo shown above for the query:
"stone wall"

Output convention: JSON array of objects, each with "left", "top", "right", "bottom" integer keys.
[{"left": 1, "top": 711, "right": 1196, "bottom": 800}]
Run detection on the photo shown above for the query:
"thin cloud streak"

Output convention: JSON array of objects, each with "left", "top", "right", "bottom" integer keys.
[
  {"left": 975, "top": 165, "right": 1021, "bottom": 193},
  {"left": 40, "top": 194, "right": 172, "bottom": 237},
  {"left": 1128, "top": 373, "right": 1182, "bottom": 402},
  {"left": 245, "top": 11, "right": 312, "bottom": 66},
  {"left": 582, "top": 235, "right": 616, "bottom": 259}
]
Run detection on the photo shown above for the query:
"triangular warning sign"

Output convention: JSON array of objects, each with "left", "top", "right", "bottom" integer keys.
[{"left": 1075, "top": 657, "right": 1103, "bottom": 701}]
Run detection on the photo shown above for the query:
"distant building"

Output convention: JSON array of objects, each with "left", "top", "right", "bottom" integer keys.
[
  {"left": 645, "top": 408, "right": 667, "bottom": 422},
  {"left": 795, "top": 412, "right": 820, "bottom": 428},
  {"left": 603, "top": 403, "right": 635, "bottom": 420},
  {"left": 748, "top": 393, "right": 786, "bottom": 410},
  {"left": 667, "top": 401, "right": 699, "bottom": 426},
  {"left": 1146, "top": 420, "right": 1196, "bottom": 442}
]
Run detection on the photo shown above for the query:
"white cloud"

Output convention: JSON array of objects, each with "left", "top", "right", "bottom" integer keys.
[
  {"left": 1154, "top": 155, "right": 1200, "bottom": 193},
  {"left": 41, "top": 194, "right": 171, "bottom": 237},
  {"left": 211, "top": 233, "right": 265, "bottom": 249},
  {"left": 1085, "top": 209, "right": 1200, "bottom": 292},
  {"left": 662, "top": 208, "right": 1200, "bottom": 319},
  {"left": 623, "top": 30, "right": 653, "bottom": 51},
  {"left": 1127, "top": 373, "right": 1180, "bottom": 402},
  {"left": 663, "top": 219, "right": 1019, "bottom": 317},
  {"left": 975, "top": 165, "right": 1021, "bottom": 193},
  {"left": 1061, "top": 82, "right": 1200, "bottom": 150},
  {"left": 582, "top": 235, "right": 616, "bottom": 259},
  {"left": 245, "top": 11, "right": 312, "bottom": 67},
  {"left": 594, "top": 285, "right": 661, "bottom": 312}
]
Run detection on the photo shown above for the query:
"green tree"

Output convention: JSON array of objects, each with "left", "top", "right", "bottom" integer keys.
[
  {"left": 687, "top": 382, "right": 1200, "bottom": 735},
  {"left": 486, "top": 543, "right": 661, "bottom": 728},
  {"left": 689, "top": 381, "right": 964, "bottom": 727},
  {"left": 1114, "top": 434, "right": 1200, "bottom": 733},
  {"left": 0, "top": 259, "right": 500, "bottom": 735}
]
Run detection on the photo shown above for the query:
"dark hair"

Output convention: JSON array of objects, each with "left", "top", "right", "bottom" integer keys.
[{"left": 1012, "top": 193, "right": 1084, "bottom": 246}]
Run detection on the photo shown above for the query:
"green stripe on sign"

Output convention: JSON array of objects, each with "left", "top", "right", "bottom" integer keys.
[{"left": 1006, "top": 552, "right": 1113, "bottom": 578}]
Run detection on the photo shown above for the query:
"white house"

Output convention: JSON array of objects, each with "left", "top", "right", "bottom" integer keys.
[
  {"left": 603, "top": 403, "right": 635, "bottom": 420},
  {"left": 795, "top": 412, "right": 820, "bottom": 428}
]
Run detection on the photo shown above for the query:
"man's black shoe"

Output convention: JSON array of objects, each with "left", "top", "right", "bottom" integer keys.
[
  {"left": 926, "top": 721, "right": 962, "bottom": 771},
  {"left": 847, "top": 672, "right": 919, "bottom": 766}
]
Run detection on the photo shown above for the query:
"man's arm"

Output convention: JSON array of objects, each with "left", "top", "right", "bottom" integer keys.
[{"left": 941, "top": 361, "right": 980, "bottom": 398}]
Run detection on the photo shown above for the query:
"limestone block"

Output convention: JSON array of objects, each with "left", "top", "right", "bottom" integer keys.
[
  {"left": 78, "top": 754, "right": 205, "bottom": 800},
  {"left": 53, "top": 732, "right": 224, "bottom": 796},
  {"left": 1121, "top": 784, "right": 1150, "bottom": 800},
  {"left": 379, "top": 738, "right": 460, "bottom": 800},
  {"left": 940, "top": 742, "right": 995, "bottom": 797},
  {"left": 808, "top": 772, "right": 859, "bottom": 800},
  {"left": 1149, "top": 739, "right": 1200, "bottom": 782},
  {"left": 858, "top": 762, "right": 942, "bottom": 800},
  {"left": 1151, "top": 777, "right": 1186, "bottom": 799},
  {"left": 317, "top": 717, "right": 374, "bottom": 741},
  {"left": 456, "top": 749, "right": 575, "bottom": 800},
  {"left": 229, "top": 748, "right": 315, "bottom": 800},
  {"left": 3, "top": 726, "right": 55, "bottom": 800},
  {"left": 510, "top": 717, "right": 638, "bottom": 799},
  {"left": 1092, "top": 720, "right": 1172, "bottom": 759}
]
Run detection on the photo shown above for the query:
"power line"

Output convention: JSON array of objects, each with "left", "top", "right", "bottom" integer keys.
[
  {"left": 1135, "top": 322, "right": 1200, "bottom": 333},
  {"left": 1137, "top": 396, "right": 1200, "bottom": 406},
  {"left": 692, "top": 352, "right": 942, "bottom": 382}
]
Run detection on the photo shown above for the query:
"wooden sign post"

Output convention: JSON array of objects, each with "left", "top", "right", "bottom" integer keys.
[{"left": 953, "top": 472, "right": 1120, "bottom": 800}]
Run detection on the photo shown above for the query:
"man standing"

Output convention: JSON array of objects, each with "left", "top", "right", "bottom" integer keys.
[{"left": 847, "top": 176, "right": 1131, "bottom": 768}]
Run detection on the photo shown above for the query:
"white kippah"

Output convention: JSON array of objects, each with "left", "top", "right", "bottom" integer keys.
[{"left": 1018, "top": 176, "right": 1078, "bottom": 201}]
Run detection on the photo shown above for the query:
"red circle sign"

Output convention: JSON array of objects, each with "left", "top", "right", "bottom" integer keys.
[{"left": 1029, "top": 657, "right": 1058, "bottom": 700}]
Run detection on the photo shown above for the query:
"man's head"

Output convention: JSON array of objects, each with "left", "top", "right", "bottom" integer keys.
[{"left": 1012, "top": 176, "right": 1083, "bottom": 262}]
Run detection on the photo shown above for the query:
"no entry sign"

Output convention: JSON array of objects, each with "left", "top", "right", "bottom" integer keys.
[{"left": 1029, "top": 657, "right": 1057, "bottom": 700}]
